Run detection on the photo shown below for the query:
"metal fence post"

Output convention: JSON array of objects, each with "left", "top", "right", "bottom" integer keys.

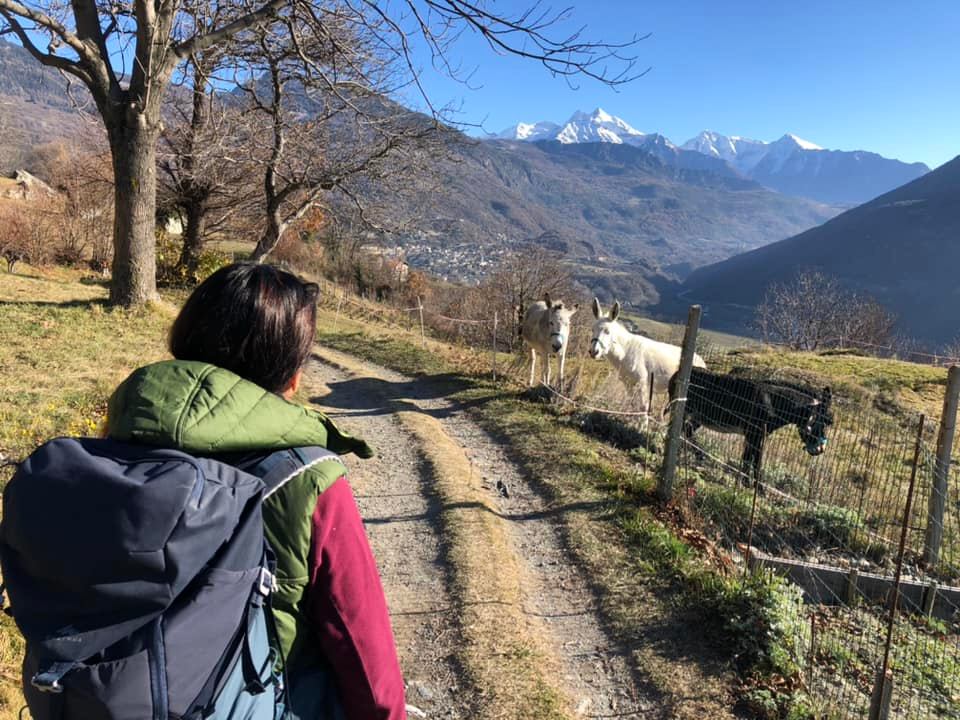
[
  {"left": 869, "top": 414, "right": 924, "bottom": 720},
  {"left": 925, "top": 364, "right": 960, "bottom": 566},
  {"left": 658, "top": 305, "right": 701, "bottom": 501}
]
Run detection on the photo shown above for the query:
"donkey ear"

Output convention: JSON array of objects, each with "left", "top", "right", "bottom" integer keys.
[
  {"left": 592, "top": 297, "right": 601, "bottom": 319},
  {"left": 543, "top": 292, "right": 552, "bottom": 306},
  {"left": 822, "top": 386, "right": 832, "bottom": 402},
  {"left": 611, "top": 301, "right": 621, "bottom": 321}
]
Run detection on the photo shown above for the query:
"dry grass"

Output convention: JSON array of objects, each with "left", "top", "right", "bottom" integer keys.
[{"left": 0, "top": 269, "right": 174, "bottom": 476}]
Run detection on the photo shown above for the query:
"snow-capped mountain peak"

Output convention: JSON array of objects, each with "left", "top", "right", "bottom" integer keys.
[
  {"left": 496, "top": 109, "right": 647, "bottom": 146},
  {"left": 555, "top": 108, "right": 646, "bottom": 145},
  {"left": 680, "top": 130, "right": 768, "bottom": 171},
  {"left": 497, "top": 120, "right": 559, "bottom": 141},
  {"left": 780, "top": 133, "right": 822, "bottom": 151}
]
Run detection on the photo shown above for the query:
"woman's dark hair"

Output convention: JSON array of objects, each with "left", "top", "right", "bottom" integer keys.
[{"left": 169, "top": 263, "right": 320, "bottom": 393}]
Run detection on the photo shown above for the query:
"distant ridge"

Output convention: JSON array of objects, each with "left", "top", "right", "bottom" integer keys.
[
  {"left": 680, "top": 154, "right": 960, "bottom": 345},
  {"left": 0, "top": 40, "right": 93, "bottom": 171}
]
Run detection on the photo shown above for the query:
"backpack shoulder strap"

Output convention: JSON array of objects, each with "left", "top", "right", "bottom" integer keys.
[{"left": 239, "top": 447, "right": 343, "bottom": 498}]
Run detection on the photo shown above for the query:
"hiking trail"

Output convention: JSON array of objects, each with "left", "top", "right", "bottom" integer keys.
[{"left": 302, "top": 346, "right": 656, "bottom": 718}]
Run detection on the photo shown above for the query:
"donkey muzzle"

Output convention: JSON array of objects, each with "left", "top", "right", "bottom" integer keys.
[{"left": 804, "top": 438, "right": 827, "bottom": 456}]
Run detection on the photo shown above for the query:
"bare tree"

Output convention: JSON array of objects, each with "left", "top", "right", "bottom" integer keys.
[
  {"left": 755, "top": 270, "right": 896, "bottom": 351},
  {"left": 233, "top": 8, "right": 452, "bottom": 263},
  {"left": 51, "top": 148, "right": 115, "bottom": 270},
  {"left": 159, "top": 51, "right": 257, "bottom": 273},
  {"left": 0, "top": 0, "right": 642, "bottom": 305},
  {"left": 483, "top": 246, "right": 579, "bottom": 350}
]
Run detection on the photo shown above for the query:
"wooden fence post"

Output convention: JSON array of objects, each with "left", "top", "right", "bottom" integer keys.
[
  {"left": 492, "top": 311, "right": 498, "bottom": 381},
  {"left": 658, "top": 305, "right": 702, "bottom": 501},
  {"left": 925, "top": 364, "right": 960, "bottom": 566},
  {"left": 334, "top": 290, "right": 344, "bottom": 332},
  {"left": 417, "top": 296, "right": 425, "bottom": 348},
  {"left": 868, "top": 669, "right": 893, "bottom": 720}
]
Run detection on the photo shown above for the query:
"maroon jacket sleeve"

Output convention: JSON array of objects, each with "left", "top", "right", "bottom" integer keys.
[{"left": 306, "top": 476, "right": 407, "bottom": 720}]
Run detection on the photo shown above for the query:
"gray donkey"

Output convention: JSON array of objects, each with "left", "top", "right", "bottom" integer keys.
[{"left": 520, "top": 293, "right": 579, "bottom": 389}]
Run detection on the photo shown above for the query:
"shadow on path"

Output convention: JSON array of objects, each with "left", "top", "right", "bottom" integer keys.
[{"left": 309, "top": 373, "right": 492, "bottom": 420}]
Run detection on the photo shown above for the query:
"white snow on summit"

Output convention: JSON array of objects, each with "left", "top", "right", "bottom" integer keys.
[
  {"left": 783, "top": 133, "right": 822, "bottom": 151},
  {"left": 681, "top": 131, "right": 769, "bottom": 172},
  {"left": 495, "top": 112, "right": 835, "bottom": 175},
  {"left": 498, "top": 108, "right": 647, "bottom": 146},
  {"left": 497, "top": 120, "right": 560, "bottom": 141}
]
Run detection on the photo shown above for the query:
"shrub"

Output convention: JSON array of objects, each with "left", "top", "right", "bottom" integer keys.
[
  {"left": 794, "top": 505, "right": 861, "bottom": 548},
  {"left": 156, "top": 232, "right": 230, "bottom": 287},
  {"left": 697, "top": 570, "right": 809, "bottom": 718},
  {"left": 270, "top": 231, "right": 325, "bottom": 277},
  {"left": 0, "top": 196, "right": 59, "bottom": 270}
]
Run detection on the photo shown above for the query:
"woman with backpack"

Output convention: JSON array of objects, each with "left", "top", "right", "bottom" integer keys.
[{"left": 105, "top": 262, "right": 408, "bottom": 719}]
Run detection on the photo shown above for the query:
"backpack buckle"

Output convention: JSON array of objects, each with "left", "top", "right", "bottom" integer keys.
[
  {"left": 31, "top": 662, "right": 75, "bottom": 694},
  {"left": 258, "top": 567, "right": 277, "bottom": 596},
  {"left": 31, "top": 676, "right": 64, "bottom": 694}
]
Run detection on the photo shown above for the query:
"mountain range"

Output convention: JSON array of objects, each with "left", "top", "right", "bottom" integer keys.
[
  {"left": 678, "top": 154, "right": 960, "bottom": 346},
  {"left": 494, "top": 109, "right": 930, "bottom": 205},
  {"left": 416, "top": 138, "right": 836, "bottom": 268}
]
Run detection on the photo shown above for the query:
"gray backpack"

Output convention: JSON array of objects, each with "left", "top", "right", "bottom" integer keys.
[{"left": 0, "top": 437, "right": 334, "bottom": 720}]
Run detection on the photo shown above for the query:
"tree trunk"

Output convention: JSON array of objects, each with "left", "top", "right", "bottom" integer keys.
[
  {"left": 178, "top": 198, "right": 208, "bottom": 272},
  {"left": 108, "top": 114, "right": 160, "bottom": 306},
  {"left": 250, "top": 205, "right": 284, "bottom": 263}
]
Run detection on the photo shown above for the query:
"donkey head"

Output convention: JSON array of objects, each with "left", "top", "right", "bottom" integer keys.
[
  {"left": 589, "top": 297, "right": 621, "bottom": 359},
  {"left": 797, "top": 387, "right": 834, "bottom": 456},
  {"left": 543, "top": 293, "right": 578, "bottom": 353}
]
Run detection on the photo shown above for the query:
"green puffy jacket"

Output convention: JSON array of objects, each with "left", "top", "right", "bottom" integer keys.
[{"left": 107, "top": 359, "right": 374, "bottom": 673}]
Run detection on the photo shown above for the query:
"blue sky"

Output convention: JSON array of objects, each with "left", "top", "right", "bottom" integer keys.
[{"left": 400, "top": 1, "right": 959, "bottom": 168}]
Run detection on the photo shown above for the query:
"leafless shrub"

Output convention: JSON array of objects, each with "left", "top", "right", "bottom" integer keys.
[
  {"left": 755, "top": 270, "right": 897, "bottom": 351},
  {"left": 0, "top": 196, "right": 59, "bottom": 270}
]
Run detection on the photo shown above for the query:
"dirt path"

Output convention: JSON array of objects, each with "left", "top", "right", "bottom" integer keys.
[{"left": 302, "top": 347, "right": 657, "bottom": 718}]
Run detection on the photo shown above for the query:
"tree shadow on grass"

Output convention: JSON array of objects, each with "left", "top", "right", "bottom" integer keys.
[{"left": 0, "top": 298, "right": 109, "bottom": 309}]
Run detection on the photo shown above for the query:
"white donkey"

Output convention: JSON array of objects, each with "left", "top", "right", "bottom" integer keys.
[
  {"left": 589, "top": 298, "right": 706, "bottom": 425},
  {"left": 521, "top": 293, "right": 579, "bottom": 389}
]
